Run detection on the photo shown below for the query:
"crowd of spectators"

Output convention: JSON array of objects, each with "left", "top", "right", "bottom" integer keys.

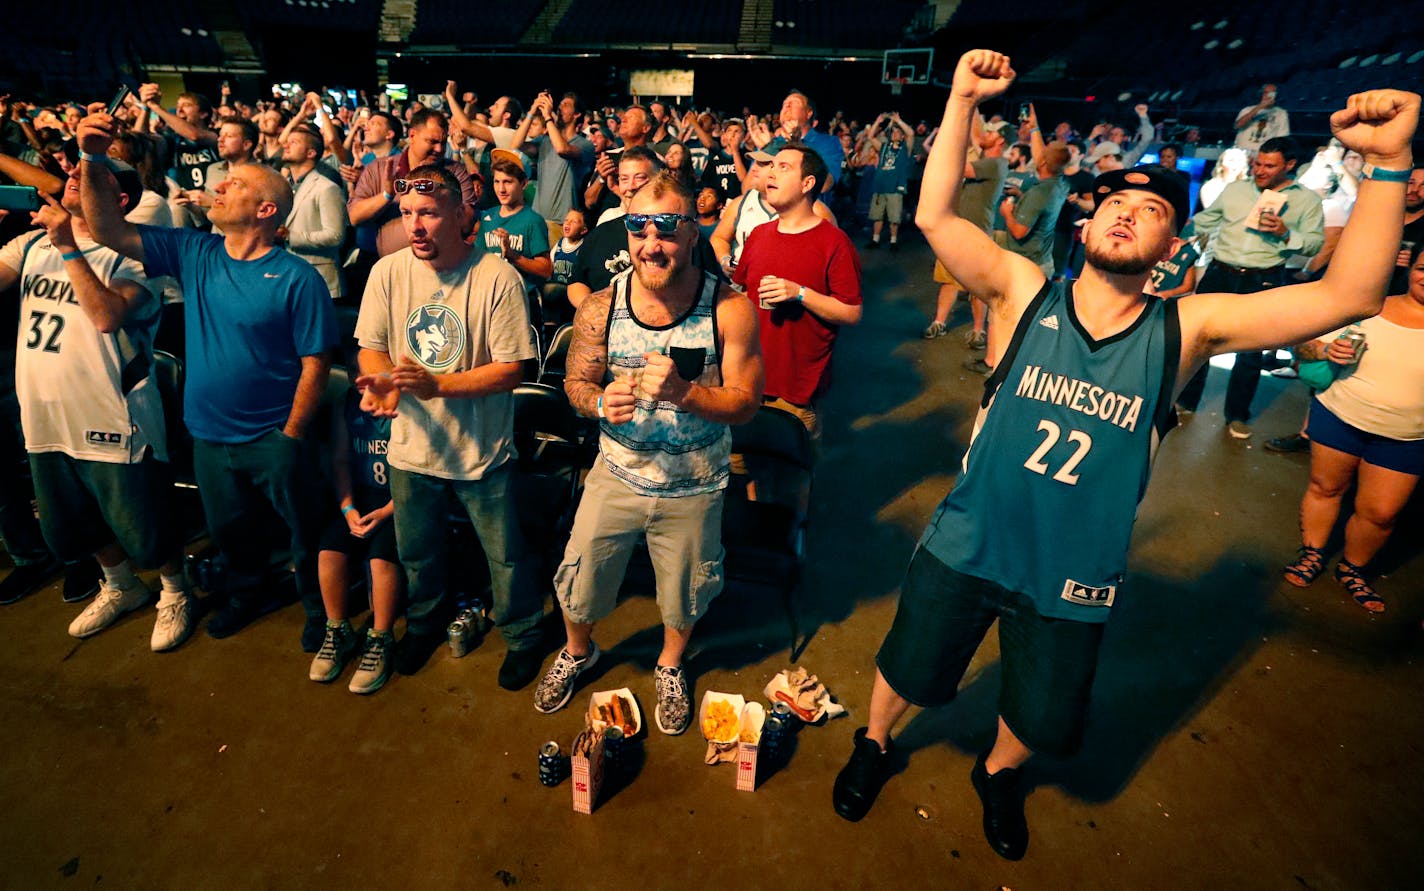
[{"left": 0, "top": 69, "right": 1418, "bottom": 688}]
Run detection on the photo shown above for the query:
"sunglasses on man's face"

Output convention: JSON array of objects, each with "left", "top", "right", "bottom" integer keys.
[
  {"left": 393, "top": 178, "right": 440, "bottom": 195},
  {"left": 623, "top": 212, "right": 696, "bottom": 236}
]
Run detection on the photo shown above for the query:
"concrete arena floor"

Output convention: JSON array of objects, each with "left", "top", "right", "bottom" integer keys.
[{"left": 2, "top": 235, "right": 1422, "bottom": 891}]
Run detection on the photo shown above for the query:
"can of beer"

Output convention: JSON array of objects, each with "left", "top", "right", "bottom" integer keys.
[
  {"left": 602, "top": 725, "right": 626, "bottom": 774},
  {"left": 446, "top": 615, "right": 470, "bottom": 658},
  {"left": 468, "top": 598, "right": 492, "bottom": 635},
  {"left": 1341, "top": 327, "right": 1366, "bottom": 363},
  {"left": 538, "top": 741, "right": 566, "bottom": 787},
  {"left": 761, "top": 705, "right": 790, "bottom": 760}
]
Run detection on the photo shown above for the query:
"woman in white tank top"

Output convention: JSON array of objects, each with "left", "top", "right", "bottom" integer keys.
[{"left": 1283, "top": 245, "right": 1424, "bottom": 613}]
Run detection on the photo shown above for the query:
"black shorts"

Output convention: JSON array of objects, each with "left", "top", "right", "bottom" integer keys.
[
  {"left": 876, "top": 547, "right": 1106, "bottom": 758},
  {"left": 317, "top": 496, "right": 399, "bottom": 566}
]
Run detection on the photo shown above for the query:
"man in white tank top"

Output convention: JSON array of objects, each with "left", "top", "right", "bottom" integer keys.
[
  {"left": 533, "top": 171, "right": 765, "bottom": 735},
  {"left": 0, "top": 160, "right": 194, "bottom": 651}
]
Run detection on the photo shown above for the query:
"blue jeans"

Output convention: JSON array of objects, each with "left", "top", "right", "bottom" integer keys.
[
  {"left": 193, "top": 431, "right": 325, "bottom": 618},
  {"left": 389, "top": 465, "right": 542, "bottom": 647}
]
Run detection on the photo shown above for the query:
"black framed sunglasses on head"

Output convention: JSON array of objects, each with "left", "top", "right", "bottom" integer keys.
[
  {"left": 623, "top": 212, "right": 696, "bottom": 235},
  {"left": 393, "top": 178, "right": 440, "bottom": 195}
]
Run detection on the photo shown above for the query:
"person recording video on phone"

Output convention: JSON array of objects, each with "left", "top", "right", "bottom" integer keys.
[{"left": 1235, "top": 83, "right": 1292, "bottom": 155}]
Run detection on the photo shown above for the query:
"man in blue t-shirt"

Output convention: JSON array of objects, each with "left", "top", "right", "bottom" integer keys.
[{"left": 76, "top": 110, "right": 340, "bottom": 653}]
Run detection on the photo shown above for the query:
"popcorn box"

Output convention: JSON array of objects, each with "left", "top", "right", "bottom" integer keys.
[
  {"left": 570, "top": 730, "right": 604, "bottom": 815},
  {"left": 588, "top": 687, "right": 642, "bottom": 738},
  {"left": 698, "top": 691, "right": 746, "bottom": 745},
  {"left": 736, "top": 702, "right": 766, "bottom": 792}
]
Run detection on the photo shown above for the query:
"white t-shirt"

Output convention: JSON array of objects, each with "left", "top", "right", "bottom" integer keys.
[
  {"left": 1317, "top": 315, "right": 1424, "bottom": 440},
  {"left": 355, "top": 248, "right": 536, "bottom": 480},
  {"left": 0, "top": 232, "right": 166, "bottom": 463}
]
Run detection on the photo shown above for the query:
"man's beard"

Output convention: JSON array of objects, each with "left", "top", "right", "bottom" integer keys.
[
  {"left": 1085, "top": 241, "right": 1158, "bottom": 276},
  {"left": 633, "top": 252, "right": 688, "bottom": 291}
]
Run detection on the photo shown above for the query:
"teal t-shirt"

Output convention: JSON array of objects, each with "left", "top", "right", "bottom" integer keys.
[{"left": 476, "top": 205, "right": 551, "bottom": 264}]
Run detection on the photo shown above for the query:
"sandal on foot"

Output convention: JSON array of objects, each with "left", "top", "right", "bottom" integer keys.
[
  {"left": 1335, "top": 560, "right": 1385, "bottom": 613},
  {"left": 1283, "top": 545, "right": 1327, "bottom": 587}
]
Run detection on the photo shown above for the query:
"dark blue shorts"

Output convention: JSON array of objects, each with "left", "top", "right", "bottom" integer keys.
[
  {"left": 1308, "top": 398, "right": 1424, "bottom": 476},
  {"left": 876, "top": 547, "right": 1106, "bottom": 758}
]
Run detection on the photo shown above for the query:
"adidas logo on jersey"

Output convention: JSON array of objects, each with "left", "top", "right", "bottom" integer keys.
[
  {"left": 85, "top": 430, "right": 124, "bottom": 447},
  {"left": 1040, "top": 314, "right": 1059, "bottom": 330},
  {"left": 1060, "top": 578, "right": 1115, "bottom": 607}
]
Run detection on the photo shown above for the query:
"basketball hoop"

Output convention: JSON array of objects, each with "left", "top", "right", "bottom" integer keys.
[{"left": 890, "top": 78, "right": 907, "bottom": 96}]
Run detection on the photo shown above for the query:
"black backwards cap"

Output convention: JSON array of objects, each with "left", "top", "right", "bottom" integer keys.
[{"left": 1091, "top": 165, "right": 1191, "bottom": 234}]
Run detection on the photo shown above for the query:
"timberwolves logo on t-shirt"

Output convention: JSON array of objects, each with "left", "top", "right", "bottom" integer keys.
[{"left": 405, "top": 304, "right": 465, "bottom": 371}]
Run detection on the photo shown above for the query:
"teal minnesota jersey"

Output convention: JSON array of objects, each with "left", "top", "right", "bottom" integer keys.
[{"left": 921, "top": 280, "right": 1180, "bottom": 623}]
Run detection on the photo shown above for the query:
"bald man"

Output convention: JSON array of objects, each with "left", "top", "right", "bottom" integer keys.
[{"left": 77, "top": 111, "right": 339, "bottom": 653}]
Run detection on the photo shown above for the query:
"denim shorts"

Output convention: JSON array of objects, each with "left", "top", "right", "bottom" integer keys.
[
  {"left": 876, "top": 547, "right": 1106, "bottom": 757},
  {"left": 1308, "top": 397, "right": 1424, "bottom": 476},
  {"left": 29, "top": 450, "right": 174, "bottom": 567}
]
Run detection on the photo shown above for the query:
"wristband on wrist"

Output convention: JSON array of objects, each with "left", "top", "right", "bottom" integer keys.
[
  {"left": 596, "top": 394, "right": 606, "bottom": 419},
  {"left": 796, "top": 286, "right": 806, "bottom": 303},
  {"left": 59, "top": 250, "right": 84, "bottom": 262},
  {"left": 342, "top": 504, "right": 358, "bottom": 516},
  {"left": 78, "top": 150, "right": 112, "bottom": 169},
  {"left": 1362, "top": 163, "right": 1411, "bottom": 183}
]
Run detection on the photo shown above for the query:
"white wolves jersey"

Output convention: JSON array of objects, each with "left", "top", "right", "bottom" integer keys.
[
  {"left": 1, "top": 233, "right": 167, "bottom": 463},
  {"left": 920, "top": 280, "right": 1180, "bottom": 622}
]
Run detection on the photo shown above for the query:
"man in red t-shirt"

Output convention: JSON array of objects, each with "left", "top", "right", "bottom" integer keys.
[{"left": 733, "top": 143, "right": 862, "bottom": 442}]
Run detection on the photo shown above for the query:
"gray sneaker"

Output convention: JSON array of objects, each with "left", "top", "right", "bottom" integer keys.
[
  {"left": 654, "top": 665, "right": 691, "bottom": 735},
  {"left": 1227, "top": 420, "right": 1252, "bottom": 440},
  {"left": 922, "top": 321, "right": 947, "bottom": 339},
  {"left": 348, "top": 630, "right": 393, "bottom": 695},
  {"left": 534, "top": 642, "right": 600, "bottom": 714},
  {"left": 965, "top": 330, "right": 988, "bottom": 351},
  {"left": 309, "top": 620, "right": 358, "bottom": 683}
]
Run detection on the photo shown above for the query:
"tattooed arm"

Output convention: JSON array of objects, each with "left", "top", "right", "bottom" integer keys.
[{"left": 564, "top": 286, "right": 616, "bottom": 418}]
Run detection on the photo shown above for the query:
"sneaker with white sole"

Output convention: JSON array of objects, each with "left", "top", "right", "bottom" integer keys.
[
  {"left": 965, "top": 330, "right": 988, "bottom": 351},
  {"left": 68, "top": 579, "right": 151, "bottom": 638},
  {"left": 348, "top": 630, "right": 393, "bottom": 695},
  {"left": 534, "top": 642, "right": 600, "bottom": 714},
  {"left": 1226, "top": 420, "right": 1252, "bottom": 439},
  {"left": 922, "top": 321, "right": 947, "bottom": 339},
  {"left": 309, "top": 620, "right": 359, "bottom": 683},
  {"left": 150, "top": 595, "right": 195, "bottom": 652},
  {"left": 654, "top": 664, "right": 691, "bottom": 735}
]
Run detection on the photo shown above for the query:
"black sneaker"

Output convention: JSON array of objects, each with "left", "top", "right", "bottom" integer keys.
[
  {"left": 970, "top": 753, "right": 1029, "bottom": 861},
  {"left": 864, "top": 239, "right": 880, "bottom": 250},
  {"left": 1265, "top": 433, "right": 1311, "bottom": 454},
  {"left": 498, "top": 646, "right": 545, "bottom": 691},
  {"left": 888, "top": 240, "right": 900, "bottom": 252},
  {"left": 394, "top": 629, "right": 444, "bottom": 676},
  {"left": 833, "top": 727, "right": 895, "bottom": 822},
  {"left": 206, "top": 597, "right": 261, "bottom": 639},
  {"left": 62, "top": 559, "right": 101, "bottom": 604},
  {"left": 300, "top": 615, "right": 327, "bottom": 653},
  {"left": 0, "top": 557, "right": 60, "bottom": 606}
]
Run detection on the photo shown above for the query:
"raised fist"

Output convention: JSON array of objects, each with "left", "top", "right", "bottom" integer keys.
[
  {"left": 1330, "top": 90, "right": 1420, "bottom": 165},
  {"left": 951, "top": 50, "right": 1016, "bottom": 105}
]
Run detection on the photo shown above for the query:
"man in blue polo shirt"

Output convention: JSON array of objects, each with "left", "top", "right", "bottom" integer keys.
[{"left": 76, "top": 110, "right": 339, "bottom": 653}]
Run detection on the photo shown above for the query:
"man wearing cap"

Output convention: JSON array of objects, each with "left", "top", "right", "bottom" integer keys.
[
  {"left": 354, "top": 163, "right": 545, "bottom": 688},
  {"left": 349, "top": 109, "right": 476, "bottom": 258},
  {"left": 476, "top": 149, "right": 553, "bottom": 297},
  {"left": 863, "top": 112, "right": 916, "bottom": 251},
  {"left": 1176, "top": 135, "right": 1324, "bottom": 439},
  {"left": 75, "top": 110, "right": 339, "bottom": 652},
  {"left": 0, "top": 160, "right": 195, "bottom": 650},
  {"left": 832, "top": 48, "right": 1417, "bottom": 863}
]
